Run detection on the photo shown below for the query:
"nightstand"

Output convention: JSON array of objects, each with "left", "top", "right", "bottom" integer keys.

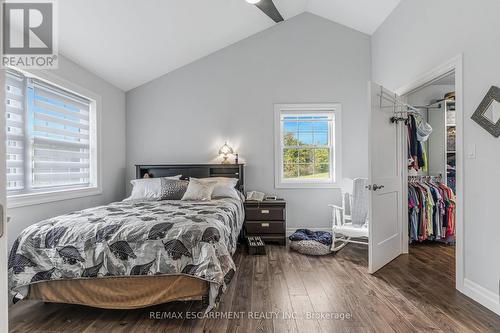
[{"left": 244, "top": 200, "right": 286, "bottom": 245}]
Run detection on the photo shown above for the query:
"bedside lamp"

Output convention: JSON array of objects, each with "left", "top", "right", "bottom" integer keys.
[{"left": 218, "top": 141, "right": 234, "bottom": 164}]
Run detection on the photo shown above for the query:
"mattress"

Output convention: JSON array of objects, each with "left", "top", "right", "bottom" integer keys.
[{"left": 8, "top": 197, "right": 245, "bottom": 310}]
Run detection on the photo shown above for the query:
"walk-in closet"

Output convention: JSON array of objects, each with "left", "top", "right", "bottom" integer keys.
[{"left": 404, "top": 72, "right": 457, "bottom": 280}]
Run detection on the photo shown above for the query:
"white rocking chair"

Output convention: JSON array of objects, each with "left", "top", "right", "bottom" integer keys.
[{"left": 329, "top": 178, "right": 369, "bottom": 252}]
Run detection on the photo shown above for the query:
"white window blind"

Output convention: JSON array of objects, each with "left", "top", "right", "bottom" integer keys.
[
  {"left": 6, "top": 71, "right": 25, "bottom": 191},
  {"left": 5, "top": 69, "right": 94, "bottom": 196},
  {"left": 32, "top": 80, "right": 91, "bottom": 189}
]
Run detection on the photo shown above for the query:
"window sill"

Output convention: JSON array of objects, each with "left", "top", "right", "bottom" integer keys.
[
  {"left": 7, "top": 186, "right": 102, "bottom": 209},
  {"left": 275, "top": 182, "right": 341, "bottom": 189}
]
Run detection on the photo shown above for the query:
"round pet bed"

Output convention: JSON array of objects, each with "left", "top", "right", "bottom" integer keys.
[{"left": 289, "top": 240, "right": 331, "bottom": 256}]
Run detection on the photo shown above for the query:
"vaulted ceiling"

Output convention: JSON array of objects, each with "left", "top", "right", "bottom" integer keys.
[{"left": 59, "top": 0, "right": 401, "bottom": 91}]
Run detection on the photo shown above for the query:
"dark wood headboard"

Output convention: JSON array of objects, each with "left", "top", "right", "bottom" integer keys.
[{"left": 135, "top": 164, "right": 245, "bottom": 192}]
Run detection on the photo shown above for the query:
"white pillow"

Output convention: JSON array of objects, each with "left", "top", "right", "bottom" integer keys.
[
  {"left": 125, "top": 175, "right": 181, "bottom": 201},
  {"left": 202, "top": 177, "right": 240, "bottom": 200},
  {"left": 181, "top": 178, "right": 217, "bottom": 201}
]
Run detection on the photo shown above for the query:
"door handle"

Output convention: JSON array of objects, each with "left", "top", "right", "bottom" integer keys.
[{"left": 366, "top": 184, "right": 385, "bottom": 191}]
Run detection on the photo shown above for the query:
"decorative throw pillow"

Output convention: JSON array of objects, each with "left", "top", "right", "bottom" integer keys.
[
  {"left": 125, "top": 175, "right": 182, "bottom": 201},
  {"left": 160, "top": 178, "right": 189, "bottom": 200},
  {"left": 201, "top": 177, "right": 240, "bottom": 200},
  {"left": 181, "top": 178, "right": 217, "bottom": 201}
]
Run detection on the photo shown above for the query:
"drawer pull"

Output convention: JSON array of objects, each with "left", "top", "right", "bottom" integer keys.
[
  {"left": 261, "top": 223, "right": 270, "bottom": 227},
  {"left": 261, "top": 209, "right": 270, "bottom": 214}
]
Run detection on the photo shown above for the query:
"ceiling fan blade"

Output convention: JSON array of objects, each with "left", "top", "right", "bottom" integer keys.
[{"left": 255, "top": 0, "right": 284, "bottom": 23}]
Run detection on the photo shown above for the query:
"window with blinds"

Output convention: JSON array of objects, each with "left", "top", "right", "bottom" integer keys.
[{"left": 5, "top": 69, "right": 95, "bottom": 196}]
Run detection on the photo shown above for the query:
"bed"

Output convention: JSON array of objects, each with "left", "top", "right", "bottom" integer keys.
[{"left": 8, "top": 164, "right": 245, "bottom": 310}]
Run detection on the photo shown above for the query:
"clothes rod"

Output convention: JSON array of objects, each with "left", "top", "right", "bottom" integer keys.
[
  {"left": 414, "top": 99, "right": 455, "bottom": 109},
  {"left": 408, "top": 174, "right": 443, "bottom": 181},
  {"left": 415, "top": 105, "right": 441, "bottom": 109},
  {"left": 414, "top": 100, "right": 442, "bottom": 109}
]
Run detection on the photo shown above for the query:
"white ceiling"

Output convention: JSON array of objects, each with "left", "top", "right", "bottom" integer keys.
[
  {"left": 59, "top": 0, "right": 401, "bottom": 91},
  {"left": 307, "top": 0, "right": 402, "bottom": 35}
]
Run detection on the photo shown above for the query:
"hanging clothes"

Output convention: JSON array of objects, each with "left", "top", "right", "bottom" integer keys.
[
  {"left": 407, "top": 114, "right": 432, "bottom": 172},
  {"left": 407, "top": 115, "right": 421, "bottom": 170},
  {"left": 421, "top": 145, "right": 428, "bottom": 173},
  {"left": 408, "top": 178, "right": 455, "bottom": 244},
  {"left": 416, "top": 118, "right": 433, "bottom": 141}
]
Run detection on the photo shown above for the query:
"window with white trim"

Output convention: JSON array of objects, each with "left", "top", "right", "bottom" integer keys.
[
  {"left": 274, "top": 104, "right": 341, "bottom": 188},
  {"left": 5, "top": 69, "right": 98, "bottom": 200}
]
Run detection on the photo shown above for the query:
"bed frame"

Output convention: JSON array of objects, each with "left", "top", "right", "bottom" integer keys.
[
  {"left": 136, "top": 163, "right": 245, "bottom": 192},
  {"left": 26, "top": 163, "right": 245, "bottom": 309}
]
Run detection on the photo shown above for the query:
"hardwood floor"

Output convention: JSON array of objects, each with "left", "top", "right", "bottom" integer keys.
[{"left": 9, "top": 243, "right": 500, "bottom": 332}]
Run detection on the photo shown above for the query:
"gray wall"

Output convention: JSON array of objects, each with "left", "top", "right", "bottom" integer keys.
[
  {"left": 7, "top": 55, "right": 127, "bottom": 247},
  {"left": 126, "top": 13, "right": 371, "bottom": 231},
  {"left": 372, "top": 0, "right": 500, "bottom": 313}
]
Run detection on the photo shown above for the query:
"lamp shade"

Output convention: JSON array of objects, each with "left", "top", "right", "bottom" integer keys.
[{"left": 218, "top": 142, "right": 234, "bottom": 155}]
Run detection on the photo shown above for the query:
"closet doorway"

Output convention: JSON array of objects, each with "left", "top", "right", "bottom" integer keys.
[{"left": 397, "top": 55, "right": 463, "bottom": 291}]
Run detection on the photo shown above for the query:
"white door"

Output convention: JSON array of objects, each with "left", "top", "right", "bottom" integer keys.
[
  {"left": 0, "top": 69, "right": 8, "bottom": 330},
  {"left": 368, "top": 82, "right": 403, "bottom": 273}
]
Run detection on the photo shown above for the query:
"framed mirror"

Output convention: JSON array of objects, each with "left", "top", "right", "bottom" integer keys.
[{"left": 471, "top": 86, "right": 500, "bottom": 137}]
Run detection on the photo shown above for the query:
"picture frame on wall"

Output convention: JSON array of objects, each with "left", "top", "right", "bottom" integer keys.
[{"left": 471, "top": 85, "right": 500, "bottom": 137}]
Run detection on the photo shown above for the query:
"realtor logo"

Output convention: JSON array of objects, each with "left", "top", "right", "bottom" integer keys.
[{"left": 2, "top": 0, "right": 58, "bottom": 68}]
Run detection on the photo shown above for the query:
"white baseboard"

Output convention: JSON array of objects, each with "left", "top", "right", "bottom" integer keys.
[
  {"left": 462, "top": 278, "right": 500, "bottom": 316},
  {"left": 286, "top": 227, "right": 330, "bottom": 236}
]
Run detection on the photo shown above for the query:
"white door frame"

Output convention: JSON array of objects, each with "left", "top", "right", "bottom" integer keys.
[{"left": 395, "top": 54, "right": 464, "bottom": 292}]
